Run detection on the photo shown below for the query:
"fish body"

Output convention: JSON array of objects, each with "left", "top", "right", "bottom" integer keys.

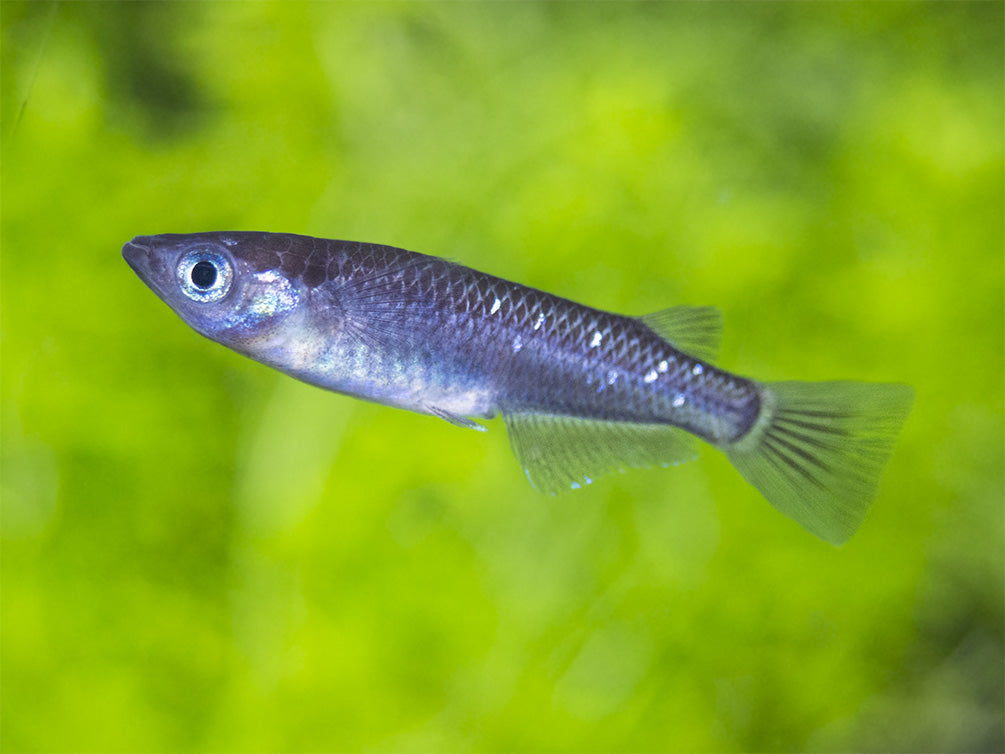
[{"left": 123, "top": 231, "right": 912, "bottom": 544}]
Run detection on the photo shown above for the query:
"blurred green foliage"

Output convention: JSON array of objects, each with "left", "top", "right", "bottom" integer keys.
[{"left": 2, "top": 2, "right": 1002, "bottom": 751}]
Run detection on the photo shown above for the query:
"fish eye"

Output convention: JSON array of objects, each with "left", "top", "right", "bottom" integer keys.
[{"left": 177, "top": 250, "right": 233, "bottom": 303}]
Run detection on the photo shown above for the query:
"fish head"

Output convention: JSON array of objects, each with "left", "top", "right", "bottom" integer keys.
[{"left": 123, "top": 232, "right": 304, "bottom": 354}]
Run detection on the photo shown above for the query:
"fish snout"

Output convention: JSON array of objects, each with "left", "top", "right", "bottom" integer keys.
[
  {"left": 122, "top": 236, "right": 171, "bottom": 298},
  {"left": 122, "top": 237, "right": 153, "bottom": 272}
]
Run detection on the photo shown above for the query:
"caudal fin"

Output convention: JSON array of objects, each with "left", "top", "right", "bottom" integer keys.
[{"left": 725, "top": 381, "right": 914, "bottom": 545}]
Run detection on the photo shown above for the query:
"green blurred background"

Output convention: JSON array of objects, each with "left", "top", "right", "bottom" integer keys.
[{"left": 2, "top": 2, "right": 1002, "bottom": 751}]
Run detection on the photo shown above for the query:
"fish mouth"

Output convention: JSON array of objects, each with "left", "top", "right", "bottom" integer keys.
[
  {"left": 122, "top": 236, "right": 152, "bottom": 273},
  {"left": 122, "top": 236, "right": 170, "bottom": 299}
]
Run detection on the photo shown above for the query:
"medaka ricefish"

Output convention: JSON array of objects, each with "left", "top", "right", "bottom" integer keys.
[{"left": 123, "top": 232, "right": 913, "bottom": 544}]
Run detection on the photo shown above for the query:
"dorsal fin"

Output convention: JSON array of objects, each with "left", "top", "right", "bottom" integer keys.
[{"left": 640, "top": 306, "right": 723, "bottom": 362}]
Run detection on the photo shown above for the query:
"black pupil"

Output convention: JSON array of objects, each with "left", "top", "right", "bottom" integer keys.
[{"left": 191, "top": 260, "right": 217, "bottom": 289}]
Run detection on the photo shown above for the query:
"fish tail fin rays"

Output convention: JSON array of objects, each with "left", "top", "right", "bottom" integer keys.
[
  {"left": 724, "top": 381, "right": 914, "bottom": 545},
  {"left": 503, "top": 413, "right": 696, "bottom": 494}
]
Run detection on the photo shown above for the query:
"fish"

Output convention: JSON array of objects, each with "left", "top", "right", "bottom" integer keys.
[{"left": 123, "top": 231, "right": 913, "bottom": 544}]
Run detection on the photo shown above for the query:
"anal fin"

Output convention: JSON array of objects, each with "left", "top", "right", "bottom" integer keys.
[{"left": 503, "top": 413, "right": 696, "bottom": 494}]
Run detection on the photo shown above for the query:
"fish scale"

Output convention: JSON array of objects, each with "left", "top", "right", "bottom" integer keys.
[
  {"left": 445, "top": 270, "right": 697, "bottom": 425},
  {"left": 123, "top": 231, "right": 913, "bottom": 544}
]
